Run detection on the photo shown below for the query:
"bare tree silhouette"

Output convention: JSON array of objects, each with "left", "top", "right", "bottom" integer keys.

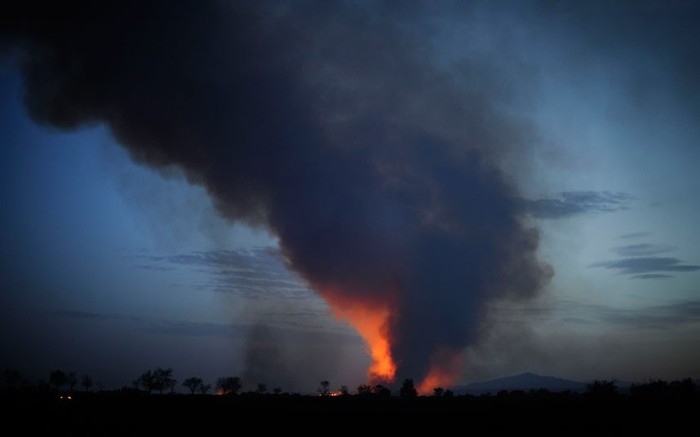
[
  {"left": 135, "top": 368, "right": 176, "bottom": 394},
  {"left": 199, "top": 383, "right": 211, "bottom": 395},
  {"left": 183, "top": 377, "right": 204, "bottom": 394},
  {"left": 357, "top": 384, "right": 372, "bottom": 395},
  {"left": 399, "top": 379, "right": 417, "bottom": 398},
  {"left": 66, "top": 372, "right": 77, "bottom": 391},
  {"left": 2, "top": 369, "right": 22, "bottom": 389},
  {"left": 373, "top": 384, "right": 391, "bottom": 397},
  {"left": 49, "top": 370, "right": 67, "bottom": 391},
  {"left": 216, "top": 376, "right": 241, "bottom": 395},
  {"left": 586, "top": 380, "right": 617, "bottom": 398},
  {"left": 319, "top": 380, "right": 330, "bottom": 396},
  {"left": 81, "top": 374, "right": 93, "bottom": 392},
  {"left": 134, "top": 369, "right": 155, "bottom": 393}
]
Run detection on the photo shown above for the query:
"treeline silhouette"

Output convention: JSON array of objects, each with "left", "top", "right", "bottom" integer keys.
[
  {"left": 2, "top": 367, "right": 698, "bottom": 400},
  {"left": 3, "top": 367, "right": 699, "bottom": 433}
]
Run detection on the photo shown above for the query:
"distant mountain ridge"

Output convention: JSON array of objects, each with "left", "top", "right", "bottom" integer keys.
[{"left": 454, "top": 372, "right": 587, "bottom": 394}]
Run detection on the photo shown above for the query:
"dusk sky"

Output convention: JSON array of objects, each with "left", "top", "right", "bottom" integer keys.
[{"left": 1, "top": 1, "right": 699, "bottom": 393}]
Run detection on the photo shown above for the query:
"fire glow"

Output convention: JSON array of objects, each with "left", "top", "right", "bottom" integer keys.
[
  {"left": 417, "top": 348, "right": 465, "bottom": 394},
  {"left": 322, "top": 287, "right": 462, "bottom": 392},
  {"left": 323, "top": 290, "right": 396, "bottom": 383}
]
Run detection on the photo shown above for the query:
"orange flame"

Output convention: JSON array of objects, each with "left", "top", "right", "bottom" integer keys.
[
  {"left": 320, "top": 287, "right": 465, "bottom": 392},
  {"left": 321, "top": 288, "right": 396, "bottom": 383},
  {"left": 417, "top": 348, "right": 465, "bottom": 394}
]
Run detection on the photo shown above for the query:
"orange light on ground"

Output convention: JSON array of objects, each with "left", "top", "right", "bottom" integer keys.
[{"left": 417, "top": 348, "right": 465, "bottom": 395}]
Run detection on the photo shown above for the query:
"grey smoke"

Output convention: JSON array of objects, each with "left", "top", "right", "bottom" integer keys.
[{"left": 1, "top": 1, "right": 551, "bottom": 383}]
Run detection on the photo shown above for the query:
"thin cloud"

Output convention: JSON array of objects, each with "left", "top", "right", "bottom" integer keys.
[
  {"left": 135, "top": 248, "right": 314, "bottom": 300},
  {"left": 138, "top": 320, "right": 247, "bottom": 339},
  {"left": 591, "top": 257, "right": 700, "bottom": 278},
  {"left": 598, "top": 301, "right": 700, "bottom": 330},
  {"left": 630, "top": 273, "right": 673, "bottom": 280},
  {"left": 612, "top": 243, "right": 675, "bottom": 257},
  {"left": 618, "top": 232, "right": 650, "bottom": 239},
  {"left": 52, "top": 309, "right": 141, "bottom": 322},
  {"left": 525, "top": 191, "right": 634, "bottom": 219},
  {"left": 53, "top": 309, "right": 354, "bottom": 342},
  {"left": 133, "top": 264, "right": 175, "bottom": 272},
  {"left": 487, "top": 299, "right": 700, "bottom": 330}
]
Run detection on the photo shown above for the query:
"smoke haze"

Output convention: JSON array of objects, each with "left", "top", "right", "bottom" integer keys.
[{"left": 1, "top": 1, "right": 552, "bottom": 387}]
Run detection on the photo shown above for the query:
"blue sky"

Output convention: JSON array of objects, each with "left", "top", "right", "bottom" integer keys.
[{"left": 1, "top": 1, "right": 699, "bottom": 392}]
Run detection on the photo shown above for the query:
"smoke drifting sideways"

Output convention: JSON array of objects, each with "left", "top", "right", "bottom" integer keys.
[{"left": 0, "top": 1, "right": 551, "bottom": 390}]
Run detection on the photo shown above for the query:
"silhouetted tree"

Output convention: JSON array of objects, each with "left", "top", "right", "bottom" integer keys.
[
  {"left": 200, "top": 383, "right": 211, "bottom": 395},
  {"left": 357, "top": 384, "right": 372, "bottom": 395},
  {"left": 319, "top": 380, "right": 330, "bottom": 396},
  {"left": 66, "top": 372, "right": 77, "bottom": 391},
  {"left": 134, "top": 367, "right": 176, "bottom": 394},
  {"left": 443, "top": 389, "right": 454, "bottom": 398},
  {"left": 183, "top": 377, "right": 203, "bottom": 394},
  {"left": 586, "top": 380, "right": 617, "bottom": 397},
  {"left": 216, "top": 376, "right": 241, "bottom": 395},
  {"left": 373, "top": 384, "right": 391, "bottom": 397},
  {"left": 399, "top": 378, "right": 417, "bottom": 398},
  {"left": 134, "top": 370, "right": 155, "bottom": 393},
  {"left": 339, "top": 385, "right": 349, "bottom": 396},
  {"left": 631, "top": 378, "right": 696, "bottom": 398},
  {"left": 433, "top": 387, "right": 444, "bottom": 397},
  {"left": 155, "top": 368, "right": 176, "bottom": 394},
  {"left": 670, "top": 378, "right": 696, "bottom": 396},
  {"left": 49, "top": 370, "right": 68, "bottom": 391},
  {"left": 153, "top": 368, "right": 176, "bottom": 394},
  {"left": 631, "top": 379, "right": 667, "bottom": 397},
  {"left": 257, "top": 383, "right": 267, "bottom": 394},
  {"left": 2, "top": 369, "right": 22, "bottom": 389},
  {"left": 273, "top": 387, "right": 282, "bottom": 395},
  {"left": 82, "top": 375, "right": 93, "bottom": 392}
]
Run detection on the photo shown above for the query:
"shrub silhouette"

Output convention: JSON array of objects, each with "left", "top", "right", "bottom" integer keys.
[
  {"left": 216, "top": 376, "right": 241, "bottom": 395},
  {"left": 135, "top": 368, "right": 176, "bottom": 394},
  {"left": 399, "top": 379, "right": 417, "bottom": 398},
  {"left": 319, "top": 380, "right": 330, "bottom": 396},
  {"left": 586, "top": 380, "right": 617, "bottom": 398},
  {"left": 183, "top": 377, "right": 204, "bottom": 394}
]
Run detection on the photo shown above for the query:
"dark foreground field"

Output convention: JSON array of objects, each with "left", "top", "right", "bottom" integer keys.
[{"left": 4, "top": 390, "right": 699, "bottom": 435}]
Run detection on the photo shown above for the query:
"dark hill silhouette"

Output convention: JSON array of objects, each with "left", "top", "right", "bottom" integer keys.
[{"left": 454, "top": 372, "right": 586, "bottom": 394}]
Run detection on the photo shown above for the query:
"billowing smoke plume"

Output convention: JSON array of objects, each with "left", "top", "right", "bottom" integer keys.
[{"left": 1, "top": 1, "right": 551, "bottom": 388}]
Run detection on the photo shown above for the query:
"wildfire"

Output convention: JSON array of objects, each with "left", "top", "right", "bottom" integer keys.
[
  {"left": 322, "top": 288, "right": 396, "bottom": 383},
  {"left": 417, "top": 348, "right": 465, "bottom": 394},
  {"left": 321, "top": 287, "right": 463, "bottom": 393}
]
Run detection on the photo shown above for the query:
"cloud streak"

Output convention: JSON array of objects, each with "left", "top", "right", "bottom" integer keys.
[
  {"left": 612, "top": 244, "right": 675, "bottom": 257},
  {"left": 136, "top": 248, "right": 313, "bottom": 301},
  {"left": 488, "top": 299, "right": 700, "bottom": 330},
  {"left": 525, "top": 191, "right": 634, "bottom": 219},
  {"left": 619, "top": 232, "right": 650, "bottom": 240},
  {"left": 53, "top": 308, "right": 355, "bottom": 342},
  {"left": 592, "top": 257, "right": 700, "bottom": 279}
]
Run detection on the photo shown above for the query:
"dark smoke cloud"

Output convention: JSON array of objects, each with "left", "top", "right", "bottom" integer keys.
[{"left": 1, "top": 1, "right": 551, "bottom": 382}]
